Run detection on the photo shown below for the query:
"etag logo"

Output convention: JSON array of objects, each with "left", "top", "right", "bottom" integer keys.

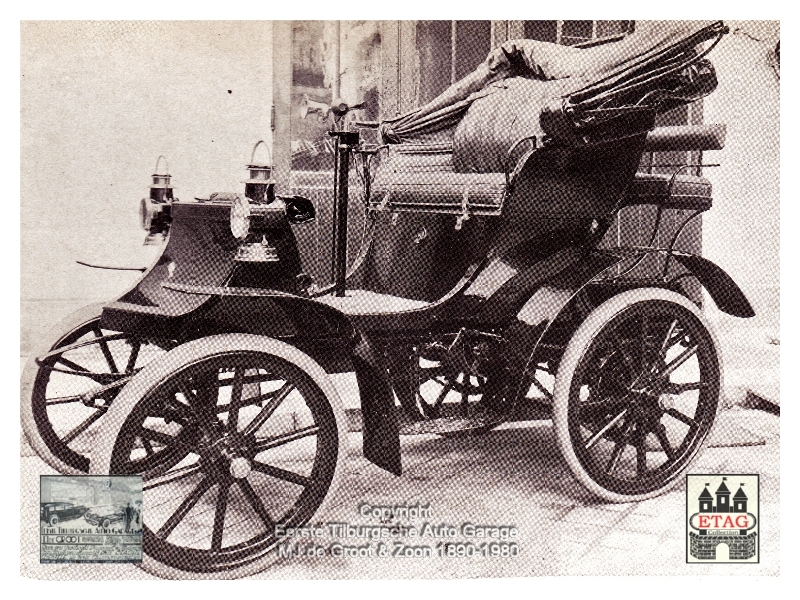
[{"left": 686, "top": 475, "right": 759, "bottom": 563}]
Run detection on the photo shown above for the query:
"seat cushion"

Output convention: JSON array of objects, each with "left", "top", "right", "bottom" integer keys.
[{"left": 371, "top": 143, "right": 506, "bottom": 215}]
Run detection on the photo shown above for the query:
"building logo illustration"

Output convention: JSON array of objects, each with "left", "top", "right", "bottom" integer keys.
[{"left": 686, "top": 474, "right": 759, "bottom": 563}]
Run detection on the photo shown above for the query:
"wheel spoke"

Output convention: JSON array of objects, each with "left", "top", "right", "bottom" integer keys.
[
  {"left": 585, "top": 408, "right": 627, "bottom": 450},
  {"left": 125, "top": 341, "right": 142, "bottom": 374},
  {"left": 61, "top": 410, "right": 104, "bottom": 444},
  {"left": 45, "top": 394, "right": 84, "bottom": 406},
  {"left": 143, "top": 464, "right": 201, "bottom": 491},
  {"left": 94, "top": 327, "right": 119, "bottom": 373},
  {"left": 237, "top": 478, "right": 275, "bottom": 531},
  {"left": 665, "top": 407, "right": 698, "bottom": 429},
  {"left": 226, "top": 368, "right": 246, "bottom": 433},
  {"left": 635, "top": 432, "right": 647, "bottom": 476},
  {"left": 530, "top": 373, "right": 553, "bottom": 401},
  {"left": 55, "top": 356, "right": 90, "bottom": 372},
  {"left": 640, "top": 313, "right": 649, "bottom": 373},
  {"left": 79, "top": 376, "right": 132, "bottom": 404},
  {"left": 604, "top": 441, "right": 626, "bottom": 476},
  {"left": 653, "top": 424, "right": 676, "bottom": 461},
  {"left": 251, "top": 461, "right": 314, "bottom": 487},
  {"left": 659, "top": 320, "right": 679, "bottom": 358},
  {"left": 210, "top": 480, "right": 231, "bottom": 551},
  {"left": 253, "top": 425, "right": 319, "bottom": 453},
  {"left": 664, "top": 407, "right": 697, "bottom": 428},
  {"left": 664, "top": 381, "right": 707, "bottom": 394},
  {"left": 52, "top": 356, "right": 109, "bottom": 383},
  {"left": 432, "top": 381, "right": 452, "bottom": 409},
  {"left": 241, "top": 382, "right": 295, "bottom": 437},
  {"left": 156, "top": 477, "right": 214, "bottom": 540},
  {"left": 656, "top": 345, "right": 698, "bottom": 379},
  {"left": 460, "top": 387, "right": 470, "bottom": 416},
  {"left": 140, "top": 436, "right": 155, "bottom": 456}
]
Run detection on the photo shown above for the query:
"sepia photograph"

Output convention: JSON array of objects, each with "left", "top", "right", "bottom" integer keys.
[{"left": 20, "top": 17, "right": 780, "bottom": 581}]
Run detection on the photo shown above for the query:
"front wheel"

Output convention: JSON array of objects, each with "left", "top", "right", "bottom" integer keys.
[
  {"left": 90, "top": 334, "right": 348, "bottom": 579},
  {"left": 553, "top": 288, "right": 722, "bottom": 503},
  {"left": 21, "top": 303, "right": 170, "bottom": 473}
]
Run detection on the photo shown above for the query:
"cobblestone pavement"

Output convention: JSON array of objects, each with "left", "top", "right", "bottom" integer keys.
[{"left": 21, "top": 410, "right": 779, "bottom": 580}]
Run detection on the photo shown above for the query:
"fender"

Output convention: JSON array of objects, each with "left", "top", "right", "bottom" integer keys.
[
  {"left": 352, "top": 334, "right": 402, "bottom": 476},
  {"left": 670, "top": 251, "right": 755, "bottom": 318},
  {"left": 196, "top": 300, "right": 402, "bottom": 476},
  {"left": 506, "top": 247, "right": 754, "bottom": 403}
]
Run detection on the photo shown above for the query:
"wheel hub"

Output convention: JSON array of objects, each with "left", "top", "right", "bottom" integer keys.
[
  {"left": 197, "top": 432, "right": 258, "bottom": 479},
  {"left": 229, "top": 456, "right": 252, "bottom": 479}
]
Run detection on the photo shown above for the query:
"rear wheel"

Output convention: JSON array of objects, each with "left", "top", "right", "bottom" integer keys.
[
  {"left": 90, "top": 334, "right": 347, "bottom": 579},
  {"left": 21, "top": 303, "right": 170, "bottom": 474},
  {"left": 553, "top": 288, "right": 722, "bottom": 502},
  {"left": 49, "top": 515, "right": 59, "bottom": 527}
]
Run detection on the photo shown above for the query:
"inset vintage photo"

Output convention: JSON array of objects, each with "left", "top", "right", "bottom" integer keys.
[{"left": 40, "top": 476, "right": 142, "bottom": 563}]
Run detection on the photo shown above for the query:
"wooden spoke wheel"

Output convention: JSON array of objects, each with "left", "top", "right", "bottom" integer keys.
[
  {"left": 90, "top": 335, "right": 347, "bottom": 579},
  {"left": 553, "top": 288, "right": 722, "bottom": 502},
  {"left": 21, "top": 303, "right": 170, "bottom": 474}
]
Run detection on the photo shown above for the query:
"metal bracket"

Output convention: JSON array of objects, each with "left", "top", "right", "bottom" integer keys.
[{"left": 455, "top": 187, "right": 471, "bottom": 231}]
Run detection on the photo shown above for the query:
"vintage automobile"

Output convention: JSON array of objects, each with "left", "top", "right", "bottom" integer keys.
[
  {"left": 83, "top": 504, "right": 126, "bottom": 529},
  {"left": 22, "top": 21, "right": 754, "bottom": 578},
  {"left": 40, "top": 502, "right": 87, "bottom": 527}
]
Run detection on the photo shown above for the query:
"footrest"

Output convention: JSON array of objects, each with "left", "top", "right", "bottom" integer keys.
[{"left": 315, "top": 289, "right": 429, "bottom": 315}]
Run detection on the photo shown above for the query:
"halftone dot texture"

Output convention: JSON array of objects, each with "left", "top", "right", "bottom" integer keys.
[{"left": 21, "top": 20, "right": 778, "bottom": 579}]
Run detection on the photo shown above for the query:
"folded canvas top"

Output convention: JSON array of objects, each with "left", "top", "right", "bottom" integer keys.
[{"left": 378, "top": 21, "right": 726, "bottom": 157}]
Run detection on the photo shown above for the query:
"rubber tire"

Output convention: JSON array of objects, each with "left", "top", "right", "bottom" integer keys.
[
  {"left": 49, "top": 515, "right": 59, "bottom": 527},
  {"left": 552, "top": 288, "right": 723, "bottom": 503},
  {"left": 90, "top": 333, "right": 349, "bottom": 580},
  {"left": 21, "top": 303, "right": 107, "bottom": 474},
  {"left": 102, "top": 519, "right": 111, "bottom": 529}
]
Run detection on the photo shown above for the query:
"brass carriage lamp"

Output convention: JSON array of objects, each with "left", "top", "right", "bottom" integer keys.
[
  {"left": 139, "top": 155, "right": 175, "bottom": 245},
  {"left": 243, "top": 140, "right": 275, "bottom": 204},
  {"left": 230, "top": 140, "right": 280, "bottom": 262}
]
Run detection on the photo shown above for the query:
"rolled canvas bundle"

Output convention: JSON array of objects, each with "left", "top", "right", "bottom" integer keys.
[{"left": 378, "top": 21, "right": 726, "bottom": 174}]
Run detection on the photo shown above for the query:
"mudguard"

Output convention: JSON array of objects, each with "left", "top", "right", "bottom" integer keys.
[
  {"left": 670, "top": 251, "right": 755, "bottom": 318},
  {"left": 353, "top": 335, "right": 402, "bottom": 476},
  {"left": 505, "top": 247, "right": 754, "bottom": 403}
]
